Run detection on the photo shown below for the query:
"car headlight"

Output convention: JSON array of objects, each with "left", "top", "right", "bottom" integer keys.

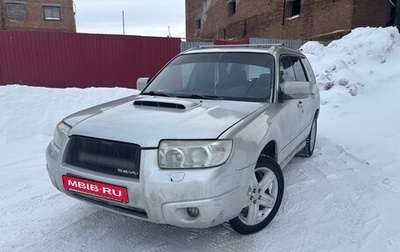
[
  {"left": 53, "top": 121, "right": 71, "bottom": 149},
  {"left": 159, "top": 140, "right": 233, "bottom": 168}
]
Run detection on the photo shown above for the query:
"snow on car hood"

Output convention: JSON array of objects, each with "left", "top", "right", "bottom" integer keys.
[{"left": 65, "top": 95, "right": 265, "bottom": 147}]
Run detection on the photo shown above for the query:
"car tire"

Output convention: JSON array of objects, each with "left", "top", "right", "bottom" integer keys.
[
  {"left": 229, "top": 156, "right": 284, "bottom": 235},
  {"left": 297, "top": 118, "right": 317, "bottom": 157}
]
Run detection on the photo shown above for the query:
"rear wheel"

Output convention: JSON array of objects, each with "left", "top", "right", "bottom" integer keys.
[
  {"left": 297, "top": 118, "right": 317, "bottom": 157},
  {"left": 229, "top": 156, "right": 284, "bottom": 234}
]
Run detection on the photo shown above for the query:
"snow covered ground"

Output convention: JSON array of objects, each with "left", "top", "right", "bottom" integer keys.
[{"left": 1, "top": 27, "right": 400, "bottom": 251}]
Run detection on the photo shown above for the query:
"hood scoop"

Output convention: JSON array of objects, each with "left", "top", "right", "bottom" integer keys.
[{"left": 133, "top": 97, "right": 200, "bottom": 110}]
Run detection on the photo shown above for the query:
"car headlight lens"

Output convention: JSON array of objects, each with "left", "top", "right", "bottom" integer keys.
[
  {"left": 159, "top": 140, "right": 233, "bottom": 168},
  {"left": 53, "top": 121, "right": 71, "bottom": 149}
]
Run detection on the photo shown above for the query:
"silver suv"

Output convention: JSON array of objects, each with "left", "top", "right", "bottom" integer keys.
[{"left": 46, "top": 45, "right": 319, "bottom": 234}]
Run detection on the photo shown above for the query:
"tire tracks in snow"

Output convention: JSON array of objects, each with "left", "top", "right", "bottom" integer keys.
[{"left": 279, "top": 143, "right": 381, "bottom": 251}]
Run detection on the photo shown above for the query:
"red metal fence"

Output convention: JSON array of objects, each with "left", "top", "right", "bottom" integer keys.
[{"left": 0, "top": 31, "right": 181, "bottom": 88}]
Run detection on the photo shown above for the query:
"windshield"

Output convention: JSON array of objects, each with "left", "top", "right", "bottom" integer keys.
[{"left": 142, "top": 52, "right": 275, "bottom": 102}]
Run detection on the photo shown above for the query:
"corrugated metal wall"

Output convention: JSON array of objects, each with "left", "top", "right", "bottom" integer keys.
[
  {"left": 181, "top": 41, "right": 213, "bottom": 52},
  {"left": 0, "top": 31, "right": 181, "bottom": 88},
  {"left": 250, "top": 38, "right": 331, "bottom": 49},
  {"left": 181, "top": 38, "right": 326, "bottom": 52},
  {"left": 249, "top": 38, "right": 307, "bottom": 49}
]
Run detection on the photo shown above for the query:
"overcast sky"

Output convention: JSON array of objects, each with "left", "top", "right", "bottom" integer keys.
[{"left": 73, "top": 0, "right": 186, "bottom": 38}]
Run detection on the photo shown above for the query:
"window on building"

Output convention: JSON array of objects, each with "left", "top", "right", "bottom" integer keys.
[
  {"left": 43, "top": 5, "right": 61, "bottom": 20},
  {"left": 285, "top": 0, "right": 301, "bottom": 18},
  {"left": 5, "top": 2, "right": 26, "bottom": 20},
  {"left": 228, "top": 0, "right": 236, "bottom": 16},
  {"left": 195, "top": 19, "right": 201, "bottom": 29}
]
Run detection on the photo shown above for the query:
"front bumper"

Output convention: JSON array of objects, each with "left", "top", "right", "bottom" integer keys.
[{"left": 46, "top": 141, "right": 252, "bottom": 228}]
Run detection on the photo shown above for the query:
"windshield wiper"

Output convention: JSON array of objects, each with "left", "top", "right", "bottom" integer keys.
[
  {"left": 175, "top": 94, "right": 224, "bottom": 100},
  {"left": 141, "top": 91, "right": 172, "bottom": 97},
  {"left": 142, "top": 91, "right": 224, "bottom": 100}
]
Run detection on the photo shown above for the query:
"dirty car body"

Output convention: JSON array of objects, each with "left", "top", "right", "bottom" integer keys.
[{"left": 46, "top": 45, "right": 320, "bottom": 234}]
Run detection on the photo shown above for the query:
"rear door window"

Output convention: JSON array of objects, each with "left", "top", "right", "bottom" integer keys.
[{"left": 291, "top": 57, "right": 308, "bottom": 81}]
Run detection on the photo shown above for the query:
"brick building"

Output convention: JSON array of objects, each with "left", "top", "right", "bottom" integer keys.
[
  {"left": 186, "top": 0, "right": 396, "bottom": 41},
  {"left": 0, "top": 0, "right": 75, "bottom": 32}
]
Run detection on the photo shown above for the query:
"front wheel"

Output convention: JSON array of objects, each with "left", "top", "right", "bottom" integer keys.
[{"left": 229, "top": 156, "right": 284, "bottom": 235}]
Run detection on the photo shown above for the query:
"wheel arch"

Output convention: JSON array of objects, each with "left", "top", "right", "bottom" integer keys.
[
  {"left": 314, "top": 109, "right": 320, "bottom": 119},
  {"left": 260, "top": 140, "right": 277, "bottom": 161}
]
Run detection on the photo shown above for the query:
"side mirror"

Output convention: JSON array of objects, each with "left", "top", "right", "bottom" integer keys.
[
  {"left": 136, "top": 77, "right": 149, "bottom": 91},
  {"left": 281, "top": 81, "right": 312, "bottom": 99}
]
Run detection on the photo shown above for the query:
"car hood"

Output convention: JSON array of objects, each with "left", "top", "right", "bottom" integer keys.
[{"left": 65, "top": 95, "right": 266, "bottom": 147}]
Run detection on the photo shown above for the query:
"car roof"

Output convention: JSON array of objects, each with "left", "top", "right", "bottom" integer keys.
[{"left": 182, "top": 44, "right": 305, "bottom": 57}]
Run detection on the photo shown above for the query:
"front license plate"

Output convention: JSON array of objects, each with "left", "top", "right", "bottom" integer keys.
[{"left": 62, "top": 175, "right": 129, "bottom": 203}]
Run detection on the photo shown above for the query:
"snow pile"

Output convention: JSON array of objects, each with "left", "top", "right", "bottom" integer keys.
[
  {"left": 302, "top": 26, "right": 400, "bottom": 96},
  {"left": 0, "top": 86, "right": 136, "bottom": 144},
  {"left": 1, "top": 27, "right": 400, "bottom": 251},
  {"left": 302, "top": 27, "right": 400, "bottom": 166}
]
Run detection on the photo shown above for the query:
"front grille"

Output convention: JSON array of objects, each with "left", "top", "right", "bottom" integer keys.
[{"left": 64, "top": 136, "right": 141, "bottom": 179}]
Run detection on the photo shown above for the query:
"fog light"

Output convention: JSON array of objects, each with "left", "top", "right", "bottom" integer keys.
[{"left": 187, "top": 207, "right": 200, "bottom": 218}]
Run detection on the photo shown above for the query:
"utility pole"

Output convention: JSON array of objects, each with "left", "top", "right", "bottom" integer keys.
[
  {"left": 0, "top": 1, "right": 5, "bottom": 30},
  {"left": 122, "top": 10, "right": 125, "bottom": 35}
]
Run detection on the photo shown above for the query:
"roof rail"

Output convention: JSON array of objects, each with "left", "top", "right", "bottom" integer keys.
[{"left": 197, "top": 43, "right": 285, "bottom": 49}]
